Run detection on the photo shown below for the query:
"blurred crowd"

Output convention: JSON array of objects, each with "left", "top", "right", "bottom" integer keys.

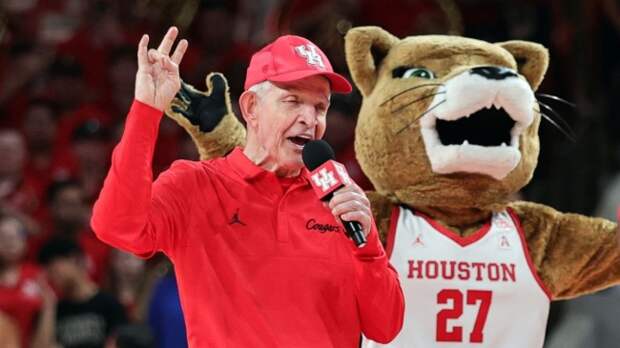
[{"left": 0, "top": 0, "right": 618, "bottom": 347}]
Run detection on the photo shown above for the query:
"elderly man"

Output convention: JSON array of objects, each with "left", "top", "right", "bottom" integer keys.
[{"left": 91, "top": 27, "right": 404, "bottom": 347}]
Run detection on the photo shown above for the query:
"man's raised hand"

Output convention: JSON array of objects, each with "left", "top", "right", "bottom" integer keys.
[{"left": 135, "top": 26, "right": 188, "bottom": 111}]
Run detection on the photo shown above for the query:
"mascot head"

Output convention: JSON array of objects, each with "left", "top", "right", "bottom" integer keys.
[{"left": 345, "top": 27, "right": 549, "bottom": 212}]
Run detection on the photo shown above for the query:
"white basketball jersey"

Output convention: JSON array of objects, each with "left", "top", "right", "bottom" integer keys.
[{"left": 364, "top": 207, "right": 550, "bottom": 348}]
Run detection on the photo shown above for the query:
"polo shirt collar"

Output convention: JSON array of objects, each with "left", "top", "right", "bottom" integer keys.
[
  {"left": 226, "top": 147, "right": 310, "bottom": 184},
  {"left": 227, "top": 147, "right": 264, "bottom": 179}
]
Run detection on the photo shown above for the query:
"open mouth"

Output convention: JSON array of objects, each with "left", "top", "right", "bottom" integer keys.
[
  {"left": 288, "top": 136, "right": 312, "bottom": 147},
  {"left": 416, "top": 70, "right": 536, "bottom": 179},
  {"left": 435, "top": 106, "right": 516, "bottom": 147},
  {"left": 419, "top": 96, "right": 531, "bottom": 180}
]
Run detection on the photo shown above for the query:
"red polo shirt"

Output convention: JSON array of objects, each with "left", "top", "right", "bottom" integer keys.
[{"left": 91, "top": 100, "right": 404, "bottom": 347}]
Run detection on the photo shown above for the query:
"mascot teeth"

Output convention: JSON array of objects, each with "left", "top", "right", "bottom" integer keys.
[{"left": 420, "top": 69, "right": 536, "bottom": 180}]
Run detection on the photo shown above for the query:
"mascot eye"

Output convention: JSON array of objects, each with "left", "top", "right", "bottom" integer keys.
[
  {"left": 403, "top": 68, "right": 434, "bottom": 79},
  {"left": 393, "top": 67, "right": 435, "bottom": 79}
]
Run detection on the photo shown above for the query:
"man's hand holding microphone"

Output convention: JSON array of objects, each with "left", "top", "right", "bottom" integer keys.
[{"left": 303, "top": 140, "right": 372, "bottom": 247}]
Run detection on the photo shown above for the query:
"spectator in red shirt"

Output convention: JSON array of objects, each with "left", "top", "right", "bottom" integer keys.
[
  {"left": 69, "top": 120, "right": 113, "bottom": 202},
  {"left": 91, "top": 27, "right": 404, "bottom": 347},
  {"left": 0, "top": 212, "right": 43, "bottom": 347},
  {"left": 29, "top": 179, "right": 111, "bottom": 285},
  {"left": 0, "top": 129, "right": 41, "bottom": 217},
  {"left": 44, "top": 56, "right": 90, "bottom": 112},
  {"left": 21, "top": 99, "right": 60, "bottom": 201},
  {"left": 50, "top": 179, "right": 111, "bottom": 284},
  {"left": 106, "top": 46, "right": 139, "bottom": 119}
]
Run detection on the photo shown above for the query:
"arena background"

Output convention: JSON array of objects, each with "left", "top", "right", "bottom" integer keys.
[{"left": 0, "top": 0, "right": 618, "bottom": 347}]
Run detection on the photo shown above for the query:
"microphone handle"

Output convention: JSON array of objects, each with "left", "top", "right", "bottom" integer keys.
[
  {"left": 343, "top": 220, "right": 367, "bottom": 248},
  {"left": 321, "top": 189, "right": 367, "bottom": 247}
]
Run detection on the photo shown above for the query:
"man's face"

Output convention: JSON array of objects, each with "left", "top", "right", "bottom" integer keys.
[
  {"left": 0, "top": 132, "right": 26, "bottom": 177},
  {"left": 250, "top": 76, "right": 330, "bottom": 173},
  {"left": 45, "top": 257, "right": 80, "bottom": 292},
  {"left": 73, "top": 139, "right": 108, "bottom": 171},
  {"left": 24, "top": 105, "right": 57, "bottom": 147},
  {"left": 111, "top": 250, "right": 145, "bottom": 279},
  {"left": 52, "top": 186, "right": 88, "bottom": 231},
  {"left": 0, "top": 218, "right": 25, "bottom": 264}
]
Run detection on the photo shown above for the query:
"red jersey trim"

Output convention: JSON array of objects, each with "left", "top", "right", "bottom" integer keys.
[
  {"left": 386, "top": 206, "right": 401, "bottom": 258},
  {"left": 507, "top": 208, "right": 553, "bottom": 300},
  {"left": 414, "top": 210, "right": 492, "bottom": 247}
]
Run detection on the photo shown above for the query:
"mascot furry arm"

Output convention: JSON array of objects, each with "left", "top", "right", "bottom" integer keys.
[
  {"left": 511, "top": 201, "right": 619, "bottom": 299},
  {"left": 166, "top": 72, "right": 246, "bottom": 160},
  {"left": 166, "top": 28, "right": 619, "bottom": 301}
]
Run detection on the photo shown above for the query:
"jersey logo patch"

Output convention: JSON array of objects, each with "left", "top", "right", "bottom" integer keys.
[
  {"left": 498, "top": 234, "right": 511, "bottom": 249},
  {"left": 412, "top": 233, "right": 425, "bottom": 247},
  {"left": 229, "top": 209, "right": 246, "bottom": 226}
]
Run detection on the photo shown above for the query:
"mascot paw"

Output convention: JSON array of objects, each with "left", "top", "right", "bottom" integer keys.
[{"left": 168, "top": 72, "right": 232, "bottom": 132}]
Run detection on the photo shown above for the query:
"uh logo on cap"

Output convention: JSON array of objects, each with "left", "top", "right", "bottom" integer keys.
[{"left": 294, "top": 44, "right": 326, "bottom": 69}]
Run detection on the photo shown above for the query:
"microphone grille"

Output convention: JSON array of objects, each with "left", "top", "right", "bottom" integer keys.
[{"left": 302, "top": 140, "right": 335, "bottom": 171}]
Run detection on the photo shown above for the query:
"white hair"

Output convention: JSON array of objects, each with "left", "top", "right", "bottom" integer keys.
[
  {"left": 248, "top": 80, "right": 275, "bottom": 99},
  {"left": 248, "top": 79, "right": 332, "bottom": 101}
]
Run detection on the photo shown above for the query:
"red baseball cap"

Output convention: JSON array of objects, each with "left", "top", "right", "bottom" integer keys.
[{"left": 244, "top": 35, "right": 352, "bottom": 94}]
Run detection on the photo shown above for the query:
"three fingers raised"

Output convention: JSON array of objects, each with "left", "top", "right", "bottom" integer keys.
[{"left": 137, "top": 27, "right": 188, "bottom": 68}]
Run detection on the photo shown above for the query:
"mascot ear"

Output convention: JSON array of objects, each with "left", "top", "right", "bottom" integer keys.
[
  {"left": 345, "top": 26, "right": 398, "bottom": 96},
  {"left": 496, "top": 41, "right": 549, "bottom": 91}
]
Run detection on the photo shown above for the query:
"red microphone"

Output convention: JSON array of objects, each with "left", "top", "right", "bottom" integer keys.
[{"left": 303, "top": 140, "right": 367, "bottom": 247}]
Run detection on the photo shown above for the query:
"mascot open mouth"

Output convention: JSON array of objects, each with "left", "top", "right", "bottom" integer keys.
[
  {"left": 419, "top": 70, "right": 536, "bottom": 180},
  {"left": 436, "top": 106, "right": 515, "bottom": 147}
]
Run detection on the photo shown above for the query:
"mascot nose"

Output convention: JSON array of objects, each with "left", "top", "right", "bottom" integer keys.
[{"left": 470, "top": 66, "right": 518, "bottom": 80}]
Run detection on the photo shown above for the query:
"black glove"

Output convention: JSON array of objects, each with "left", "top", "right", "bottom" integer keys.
[{"left": 171, "top": 73, "right": 231, "bottom": 132}]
